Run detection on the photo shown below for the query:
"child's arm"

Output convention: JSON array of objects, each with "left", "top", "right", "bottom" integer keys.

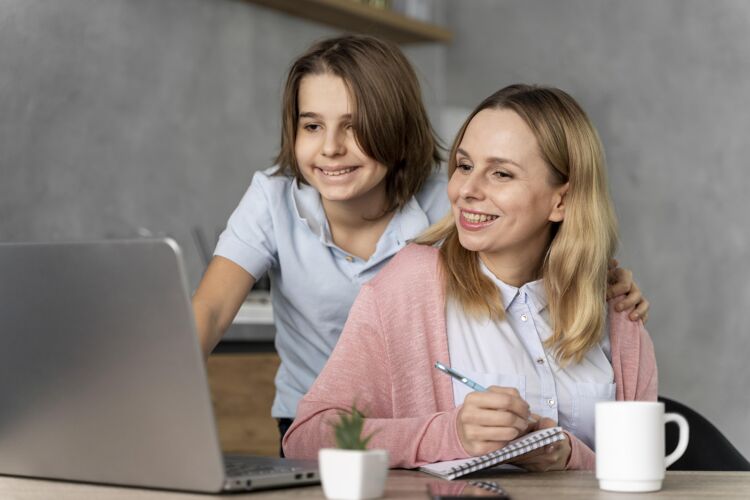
[
  {"left": 192, "top": 256, "right": 255, "bottom": 358},
  {"left": 193, "top": 171, "right": 280, "bottom": 358}
]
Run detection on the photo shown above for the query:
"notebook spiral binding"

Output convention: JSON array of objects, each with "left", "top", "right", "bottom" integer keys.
[{"left": 448, "top": 427, "right": 563, "bottom": 476}]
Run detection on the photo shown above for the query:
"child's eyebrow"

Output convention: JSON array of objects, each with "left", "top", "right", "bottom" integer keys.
[{"left": 298, "top": 111, "right": 352, "bottom": 120}]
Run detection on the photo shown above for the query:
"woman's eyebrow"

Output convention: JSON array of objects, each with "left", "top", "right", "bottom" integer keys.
[
  {"left": 456, "top": 147, "right": 472, "bottom": 159},
  {"left": 487, "top": 156, "right": 523, "bottom": 169},
  {"left": 457, "top": 147, "right": 523, "bottom": 169}
]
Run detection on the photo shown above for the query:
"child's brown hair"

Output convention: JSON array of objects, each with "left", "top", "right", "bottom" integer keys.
[{"left": 274, "top": 35, "right": 442, "bottom": 214}]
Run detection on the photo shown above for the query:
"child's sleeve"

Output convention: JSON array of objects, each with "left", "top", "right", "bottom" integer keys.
[{"left": 213, "top": 171, "right": 279, "bottom": 279}]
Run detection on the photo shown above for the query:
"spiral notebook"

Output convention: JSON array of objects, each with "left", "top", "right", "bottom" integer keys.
[{"left": 419, "top": 427, "right": 565, "bottom": 480}]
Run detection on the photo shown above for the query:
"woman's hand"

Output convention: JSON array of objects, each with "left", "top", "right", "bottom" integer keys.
[
  {"left": 607, "top": 259, "right": 650, "bottom": 323},
  {"left": 510, "top": 417, "right": 571, "bottom": 472},
  {"left": 457, "top": 387, "right": 532, "bottom": 456}
]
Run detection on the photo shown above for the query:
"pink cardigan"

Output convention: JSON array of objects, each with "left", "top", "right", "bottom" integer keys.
[{"left": 283, "top": 244, "right": 657, "bottom": 470}]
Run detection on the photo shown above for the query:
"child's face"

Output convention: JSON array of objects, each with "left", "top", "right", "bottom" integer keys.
[
  {"left": 447, "top": 108, "right": 567, "bottom": 263},
  {"left": 295, "top": 73, "right": 388, "bottom": 207}
]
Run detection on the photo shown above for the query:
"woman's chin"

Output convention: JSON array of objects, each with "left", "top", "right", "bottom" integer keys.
[{"left": 456, "top": 234, "right": 485, "bottom": 253}]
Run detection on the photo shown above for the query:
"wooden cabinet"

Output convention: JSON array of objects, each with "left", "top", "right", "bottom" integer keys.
[{"left": 206, "top": 352, "right": 281, "bottom": 456}]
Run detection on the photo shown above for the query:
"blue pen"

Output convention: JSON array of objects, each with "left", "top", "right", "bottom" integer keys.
[
  {"left": 434, "top": 361, "right": 537, "bottom": 424},
  {"left": 434, "top": 361, "right": 487, "bottom": 391}
]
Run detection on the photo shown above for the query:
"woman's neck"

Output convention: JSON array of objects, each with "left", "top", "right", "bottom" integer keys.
[{"left": 479, "top": 234, "right": 551, "bottom": 288}]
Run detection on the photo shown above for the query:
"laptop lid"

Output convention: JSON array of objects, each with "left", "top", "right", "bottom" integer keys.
[{"left": 0, "top": 239, "right": 226, "bottom": 492}]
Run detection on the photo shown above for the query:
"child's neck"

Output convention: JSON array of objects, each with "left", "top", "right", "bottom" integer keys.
[{"left": 321, "top": 185, "right": 394, "bottom": 261}]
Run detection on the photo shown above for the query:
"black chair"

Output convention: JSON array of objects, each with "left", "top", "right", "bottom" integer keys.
[{"left": 659, "top": 396, "right": 750, "bottom": 471}]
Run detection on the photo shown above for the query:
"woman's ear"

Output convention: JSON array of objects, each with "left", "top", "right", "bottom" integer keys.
[{"left": 549, "top": 182, "right": 569, "bottom": 223}]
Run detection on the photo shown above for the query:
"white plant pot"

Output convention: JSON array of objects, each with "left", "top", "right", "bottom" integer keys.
[{"left": 318, "top": 448, "right": 389, "bottom": 500}]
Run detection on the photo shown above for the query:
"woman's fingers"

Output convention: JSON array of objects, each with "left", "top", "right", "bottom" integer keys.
[
  {"left": 457, "top": 386, "right": 532, "bottom": 456},
  {"left": 512, "top": 440, "right": 570, "bottom": 472},
  {"left": 461, "top": 423, "right": 523, "bottom": 444},
  {"left": 473, "top": 386, "right": 530, "bottom": 414}
]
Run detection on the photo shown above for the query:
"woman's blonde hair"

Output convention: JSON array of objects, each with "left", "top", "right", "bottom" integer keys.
[{"left": 418, "top": 84, "right": 618, "bottom": 364}]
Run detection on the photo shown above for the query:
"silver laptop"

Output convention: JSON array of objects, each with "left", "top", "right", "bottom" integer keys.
[{"left": 0, "top": 239, "right": 319, "bottom": 492}]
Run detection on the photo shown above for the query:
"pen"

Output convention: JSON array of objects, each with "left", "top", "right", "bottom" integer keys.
[{"left": 434, "top": 361, "right": 538, "bottom": 424}]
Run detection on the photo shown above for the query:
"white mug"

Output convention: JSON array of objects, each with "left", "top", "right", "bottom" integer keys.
[{"left": 595, "top": 401, "right": 689, "bottom": 492}]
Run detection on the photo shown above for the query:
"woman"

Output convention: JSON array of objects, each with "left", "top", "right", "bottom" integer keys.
[{"left": 282, "top": 84, "right": 656, "bottom": 471}]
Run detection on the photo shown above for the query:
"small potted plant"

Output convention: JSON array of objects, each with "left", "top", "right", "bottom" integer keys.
[{"left": 318, "top": 405, "right": 389, "bottom": 500}]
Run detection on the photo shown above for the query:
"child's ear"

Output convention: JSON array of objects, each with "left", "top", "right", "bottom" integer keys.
[{"left": 549, "top": 182, "right": 569, "bottom": 223}]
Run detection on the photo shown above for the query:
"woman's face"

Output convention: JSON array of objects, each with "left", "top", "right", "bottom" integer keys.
[
  {"left": 447, "top": 108, "right": 568, "bottom": 267},
  {"left": 294, "top": 73, "right": 388, "bottom": 206}
]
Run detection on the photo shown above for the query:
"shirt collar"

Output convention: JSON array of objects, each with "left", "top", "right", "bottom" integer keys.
[
  {"left": 290, "top": 178, "right": 431, "bottom": 256},
  {"left": 478, "top": 260, "right": 548, "bottom": 313},
  {"left": 290, "top": 178, "right": 333, "bottom": 244}
]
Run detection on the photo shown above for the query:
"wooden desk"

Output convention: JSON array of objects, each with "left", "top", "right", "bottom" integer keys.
[{"left": 1, "top": 470, "right": 749, "bottom": 499}]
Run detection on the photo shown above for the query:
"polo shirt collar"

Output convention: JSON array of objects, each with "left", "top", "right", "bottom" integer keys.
[
  {"left": 290, "top": 179, "right": 333, "bottom": 244},
  {"left": 290, "top": 179, "right": 432, "bottom": 259}
]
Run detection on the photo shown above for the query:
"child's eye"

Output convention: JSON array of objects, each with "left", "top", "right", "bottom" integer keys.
[{"left": 302, "top": 123, "right": 321, "bottom": 132}]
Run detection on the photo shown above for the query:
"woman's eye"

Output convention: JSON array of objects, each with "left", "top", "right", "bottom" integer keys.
[
  {"left": 494, "top": 170, "right": 512, "bottom": 179},
  {"left": 457, "top": 163, "right": 472, "bottom": 172}
]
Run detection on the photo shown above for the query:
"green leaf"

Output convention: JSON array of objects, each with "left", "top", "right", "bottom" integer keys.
[{"left": 330, "top": 404, "right": 376, "bottom": 450}]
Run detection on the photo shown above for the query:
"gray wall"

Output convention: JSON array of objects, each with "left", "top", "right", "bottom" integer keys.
[
  {"left": 443, "top": 0, "right": 750, "bottom": 456},
  {"left": 0, "top": 0, "right": 446, "bottom": 287}
]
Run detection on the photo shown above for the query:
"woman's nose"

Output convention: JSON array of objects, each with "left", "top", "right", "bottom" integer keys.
[{"left": 459, "top": 172, "right": 484, "bottom": 200}]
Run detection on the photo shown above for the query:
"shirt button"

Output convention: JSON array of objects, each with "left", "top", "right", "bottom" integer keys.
[
  {"left": 345, "top": 255, "right": 354, "bottom": 262},
  {"left": 547, "top": 398, "right": 556, "bottom": 408},
  {"left": 536, "top": 357, "right": 545, "bottom": 365},
  {"left": 520, "top": 314, "right": 528, "bottom": 321}
]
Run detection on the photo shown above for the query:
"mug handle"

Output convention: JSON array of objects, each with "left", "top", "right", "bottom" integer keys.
[{"left": 664, "top": 412, "right": 690, "bottom": 468}]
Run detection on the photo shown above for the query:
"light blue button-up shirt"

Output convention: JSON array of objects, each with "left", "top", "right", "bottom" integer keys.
[
  {"left": 446, "top": 262, "right": 615, "bottom": 450},
  {"left": 215, "top": 167, "right": 449, "bottom": 417}
]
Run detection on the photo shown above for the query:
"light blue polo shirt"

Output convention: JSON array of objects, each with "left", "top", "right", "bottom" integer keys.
[{"left": 214, "top": 167, "right": 449, "bottom": 418}]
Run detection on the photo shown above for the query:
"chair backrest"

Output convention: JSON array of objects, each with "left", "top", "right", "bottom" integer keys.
[{"left": 659, "top": 396, "right": 750, "bottom": 471}]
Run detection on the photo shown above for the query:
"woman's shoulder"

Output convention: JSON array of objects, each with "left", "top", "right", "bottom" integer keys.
[
  {"left": 607, "top": 301, "right": 654, "bottom": 358},
  {"left": 368, "top": 243, "right": 441, "bottom": 290}
]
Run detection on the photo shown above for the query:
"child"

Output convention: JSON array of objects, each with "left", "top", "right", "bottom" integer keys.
[
  {"left": 190, "top": 36, "right": 648, "bottom": 449},
  {"left": 283, "top": 84, "right": 657, "bottom": 471}
]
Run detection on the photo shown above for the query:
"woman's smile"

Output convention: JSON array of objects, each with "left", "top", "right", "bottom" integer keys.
[{"left": 459, "top": 209, "right": 500, "bottom": 230}]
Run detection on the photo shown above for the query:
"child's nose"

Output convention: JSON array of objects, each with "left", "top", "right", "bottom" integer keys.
[{"left": 322, "top": 129, "right": 346, "bottom": 157}]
